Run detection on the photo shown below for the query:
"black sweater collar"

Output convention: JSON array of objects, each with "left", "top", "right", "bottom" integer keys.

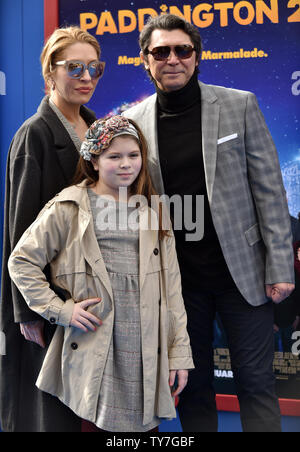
[{"left": 156, "top": 71, "right": 201, "bottom": 113}]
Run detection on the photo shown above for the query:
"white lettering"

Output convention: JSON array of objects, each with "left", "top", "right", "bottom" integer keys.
[
  {"left": 0, "top": 71, "right": 6, "bottom": 96},
  {"left": 214, "top": 369, "right": 234, "bottom": 378},
  {"left": 291, "top": 71, "right": 300, "bottom": 96},
  {"left": 0, "top": 331, "right": 6, "bottom": 355},
  {"left": 291, "top": 331, "right": 300, "bottom": 356}
]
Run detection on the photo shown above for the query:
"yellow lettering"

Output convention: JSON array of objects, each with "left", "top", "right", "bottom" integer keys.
[
  {"left": 214, "top": 2, "right": 234, "bottom": 27},
  {"left": 138, "top": 8, "right": 158, "bottom": 32},
  {"left": 80, "top": 13, "right": 98, "bottom": 31},
  {"left": 96, "top": 11, "right": 118, "bottom": 35},
  {"left": 202, "top": 50, "right": 212, "bottom": 60},
  {"left": 192, "top": 4, "right": 214, "bottom": 28},
  {"left": 118, "top": 56, "right": 128, "bottom": 65},
  {"left": 201, "top": 50, "right": 212, "bottom": 60},
  {"left": 288, "top": 0, "right": 300, "bottom": 23},
  {"left": 234, "top": 1, "right": 255, "bottom": 25},
  {"left": 118, "top": 10, "right": 137, "bottom": 34},
  {"left": 256, "top": 0, "right": 279, "bottom": 24},
  {"left": 169, "top": 5, "right": 192, "bottom": 23}
]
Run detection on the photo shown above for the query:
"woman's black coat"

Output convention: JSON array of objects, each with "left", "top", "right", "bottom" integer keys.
[{"left": 0, "top": 96, "right": 96, "bottom": 432}]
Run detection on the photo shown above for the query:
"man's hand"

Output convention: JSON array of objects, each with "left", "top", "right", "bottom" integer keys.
[
  {"left": 20, "top": 320, "right": 46, "bottom": 348},
  {"left": 266, "top": 283, "right": 295, "bottom": 304}
]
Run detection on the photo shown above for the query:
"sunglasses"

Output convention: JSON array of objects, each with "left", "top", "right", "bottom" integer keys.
[
  {"left": 145, "top": 45, "right": 195, "bottom": 61},
  {"left": 54, "top": 60, "right": 105, "bottom": 79}
]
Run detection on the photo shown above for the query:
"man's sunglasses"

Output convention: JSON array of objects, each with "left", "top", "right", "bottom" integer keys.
[
  {"left": 145, "top": 45, "right": 195, "bottom": 61},
  {"left": 54, "top": 60, "right": 105, "bottom": 79}
]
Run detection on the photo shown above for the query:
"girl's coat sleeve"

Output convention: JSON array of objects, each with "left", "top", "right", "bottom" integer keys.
[{"left": 8, "top": 201, "right": 74, "bottom": 327}]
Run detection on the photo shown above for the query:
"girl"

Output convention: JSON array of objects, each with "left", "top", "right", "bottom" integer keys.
[
  {"left": 1, "top": 26, "right": 103, "bottom": 432},
  {"left": 8, "top": 115, "right": 194, "bottom": 432}
]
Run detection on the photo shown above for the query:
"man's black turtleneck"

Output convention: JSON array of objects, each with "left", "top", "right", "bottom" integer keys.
[{"left": 156, "top": 72, "right": 235, "bottom": 291}]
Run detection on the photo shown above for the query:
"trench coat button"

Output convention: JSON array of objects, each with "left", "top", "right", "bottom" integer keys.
[
  {"left": 153, "top": 248, "right": 159, "bottom": 255},
  {"left": 49, "top": 317, "right": 56, "bottom": 324},
  {"left": 71, "top": 343, "right": 78, "bottom": 350}
]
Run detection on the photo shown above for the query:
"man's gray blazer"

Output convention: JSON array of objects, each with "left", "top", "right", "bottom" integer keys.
[{"left": 124, "top": 81, "right": 294, "bottom": 306}]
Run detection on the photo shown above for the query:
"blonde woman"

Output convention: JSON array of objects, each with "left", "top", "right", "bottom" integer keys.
[{"left": 0, "top": 26, "right": 104, "bottom": 432}]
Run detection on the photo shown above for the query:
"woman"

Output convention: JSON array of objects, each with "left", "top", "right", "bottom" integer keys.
[
  {"left": 0, "top": 26, "right": 104, "bottom": 432},
  {"left": 8, "top": 116, "right": 194, "bottom": 432}
]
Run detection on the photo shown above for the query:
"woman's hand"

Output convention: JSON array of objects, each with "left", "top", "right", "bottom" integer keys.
[
  {"left": 169, "top": 369, "right": 189, "bottom": 398},
  {"left": 20, "top": 320, "right": 46, "bottom": 348},
  {"left": 70, "top": 297, "right": 102, "bottom": 332}
]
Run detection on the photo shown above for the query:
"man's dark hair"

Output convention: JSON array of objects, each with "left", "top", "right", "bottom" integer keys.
[{"left": 139, "top": 14, "right": 203, "bottom": 62}]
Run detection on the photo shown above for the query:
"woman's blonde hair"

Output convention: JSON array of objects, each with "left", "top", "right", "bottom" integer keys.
[{"left": 41, "top": 26, "right": 101, "bottom": 92}]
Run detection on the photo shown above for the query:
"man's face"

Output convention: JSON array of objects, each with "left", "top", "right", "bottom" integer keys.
[{"left": 142, "top": 28, "right": 199, "bottom": 92}]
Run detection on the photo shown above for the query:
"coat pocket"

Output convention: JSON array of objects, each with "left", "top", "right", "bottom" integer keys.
[
  {"left": 245, "top": 223, "right": 262, "bottom": 246},
  {"left": 167, "top": 310, "right": 176, "bottom": 349},
  {"left": 217, "top": 133, "right": 240, "bottom": 153}
]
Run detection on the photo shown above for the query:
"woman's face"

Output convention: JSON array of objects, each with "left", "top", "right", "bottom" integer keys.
[
  {"left": 50, "top": 42, "right": 100, "bottom": 107},
  {"left": 92, "top": 136, "right": 142, "bottom": 199}
]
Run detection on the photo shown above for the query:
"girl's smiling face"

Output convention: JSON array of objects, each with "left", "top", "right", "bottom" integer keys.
[{"left": 92, "top": 135, "right": 142, "bottom": 199}]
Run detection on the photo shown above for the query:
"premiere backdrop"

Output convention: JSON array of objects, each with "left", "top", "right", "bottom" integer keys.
[
  {"left": 59, "top": 0, "right": 300, "bottom": 406},
  {"left": 0, "top": 0, "right": 299, "bottom": 416}
]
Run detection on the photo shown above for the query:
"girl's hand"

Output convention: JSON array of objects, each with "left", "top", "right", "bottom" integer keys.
[
  {"left": 297, "top": 247, "right": 300, "bottom": 261},
  {"left": 70, "top": 298, "right": 102, "bottom": 332},
  {"left": 169, "top": 369, "right": 188, "bottom": 398}
]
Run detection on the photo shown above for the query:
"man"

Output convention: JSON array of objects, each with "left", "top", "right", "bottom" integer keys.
[{"left": 124, "top": 14, "right": 295, "bottom": 432}]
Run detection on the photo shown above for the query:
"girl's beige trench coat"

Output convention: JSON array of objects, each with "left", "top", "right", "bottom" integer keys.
[{"left": 8, "top": 181, "right": 194, "bottom": 426}]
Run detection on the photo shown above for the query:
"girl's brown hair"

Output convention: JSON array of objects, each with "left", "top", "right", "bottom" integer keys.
[
  {"left": 73, "top": 118, "right": 169, "bottom": 239},
  {"left": 41, "top": 26, "right": 101, "bottom": 93}
]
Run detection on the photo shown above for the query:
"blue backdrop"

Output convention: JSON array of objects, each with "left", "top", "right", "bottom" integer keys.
[{"left": 0, "top": 0, "right": 44, "bottom": 267}]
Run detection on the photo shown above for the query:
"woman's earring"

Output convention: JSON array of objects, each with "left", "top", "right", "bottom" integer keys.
[{"left": 50, "top": 79, "right": 55, "bottom": 91}]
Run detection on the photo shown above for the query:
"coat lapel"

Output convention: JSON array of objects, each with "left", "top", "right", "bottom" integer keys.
[
  {"left": 78, "top": 209, "right": 114, "bottom": 302},
  {"left": 38, "top": 97, "right": 96, "bottom": 185},
  {"left": 199, "top": 82, "right": 220, "bottom": 204},
  {"left": 139, "top": 206, "right": 159, "bottom": 291},
  {"left": 141, "top": 94, "right": 165, "bottom": 195},
  {"left": 138, "top": 84, "right": 220, "bottom": 203}
]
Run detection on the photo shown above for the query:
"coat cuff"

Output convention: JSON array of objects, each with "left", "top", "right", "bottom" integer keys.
[
  {"left": 168, "top": 346, "right": 194, "bottom": 370},
  {"left": 47, "top": 298, "right": 74, "bottom": 328}
]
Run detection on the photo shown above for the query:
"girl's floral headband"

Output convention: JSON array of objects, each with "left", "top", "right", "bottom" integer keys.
[{"left": 80, "top": 115, "right": 140, "bottom": 161}]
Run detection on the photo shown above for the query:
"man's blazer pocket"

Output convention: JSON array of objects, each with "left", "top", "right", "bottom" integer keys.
[
  {"left": 217, "top": 133, "right": 238, "bottom": 145},
  {"left": 245, "top": 223, "right": 262, "bottom": 246}
]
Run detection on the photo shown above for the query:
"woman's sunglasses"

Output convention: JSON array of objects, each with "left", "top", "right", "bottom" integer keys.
[
  {"left": 54, "top": 60, "right": 105, "bottom": 79},
  {"left": 145, "top": 45, "right": 195, "bottom": 61}
]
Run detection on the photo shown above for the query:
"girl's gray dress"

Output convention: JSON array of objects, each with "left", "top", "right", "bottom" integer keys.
[{"left": 88, "top": 189, "right": 160, "bottom": 432}]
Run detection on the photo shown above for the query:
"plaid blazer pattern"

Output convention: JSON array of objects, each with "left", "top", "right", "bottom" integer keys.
[{"left": 124, "top": 81, "right": 294, "bottom": 306}]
